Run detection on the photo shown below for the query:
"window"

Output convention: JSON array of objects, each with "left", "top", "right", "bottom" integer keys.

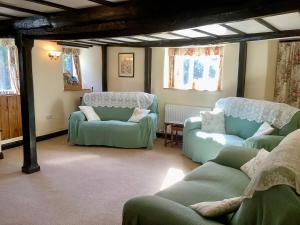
[
  {"left": 62, "top": 48, "right": 82, "bottom": 91},
  {"left": 0, "top": 43, "right": 19, "bottom": 95},
  {"left": 167, "top": 47, "right": 223, "bottom": 91}
]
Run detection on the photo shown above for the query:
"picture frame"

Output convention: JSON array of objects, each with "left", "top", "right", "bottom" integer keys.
[{"left": 118, "top": 53, "right": 134, "bottom": 77}]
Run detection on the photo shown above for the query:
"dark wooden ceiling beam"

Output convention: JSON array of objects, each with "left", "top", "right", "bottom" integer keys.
[
  {"left": 69, "top": 40, "right": 102, "bottom": 46},
  {"left": 219, "top": 24, "right": 246, "bottom": 35},
  {"left": 0, "top": 2, "right": 46, "bottom": 15},
  {"left": 106, "top": 29, "right": 300, "bottom": 48},
  {"left": 0, "top": 0, "right": 300, "bottom": 39},
  {"left": 192, "top": 28, "right": 218, "bottom": 38},
  {"left": 255, "top": 18, "right": 280, "bottom": 32},
  {"left": 56, "top": 41, "right": 91, "bottom": 48},
  {"left": 89, "top": 39, "right": 122, "bottom": 44},
  {"left": 88, "top": 0, "right": 124, "bottom": 7},
  {"left": 22, "top": 0, "right": 75, "bottom": 11}
]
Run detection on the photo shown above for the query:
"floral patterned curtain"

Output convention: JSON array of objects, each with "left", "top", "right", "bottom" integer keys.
[
  {"left": 274, "top": 42, "right": 300, "bottom": 108},
  {"left": 168, "top": 46, "right": 224, "bottom": 91},
  {"left": 0, "top": 39, "right": 20, "bottom": 95}
]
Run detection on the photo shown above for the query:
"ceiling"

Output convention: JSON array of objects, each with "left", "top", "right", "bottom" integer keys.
[{"left": 0, "top": 0, "right": 299, "bottom": 48}]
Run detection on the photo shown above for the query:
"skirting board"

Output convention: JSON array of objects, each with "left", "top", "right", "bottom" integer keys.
[
  {"left": 2, "top": 130, "right": 68, "bottom": 151},
  {"left": 2, "top": 131, "right": 180, "bottom": 151}
]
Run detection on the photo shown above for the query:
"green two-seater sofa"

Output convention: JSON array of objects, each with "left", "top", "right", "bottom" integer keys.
[
  {"left": 123, "top": 146, "right": 300, "bottom": 225},
  {"left": 183, "top": 98, "right": 300, "bottom": 163},
  {"left": 68, "top": 96, "right": 159, "bottom": 149}
]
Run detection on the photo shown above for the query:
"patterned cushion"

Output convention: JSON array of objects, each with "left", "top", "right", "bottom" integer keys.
[{"left": 201, "top": 110, "right": 225, "bottom": 134}]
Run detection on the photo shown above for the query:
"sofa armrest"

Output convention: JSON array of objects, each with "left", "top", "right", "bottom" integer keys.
[
  {"left": 184, "top": 117, "right": 202, "bottom": 132},
  {"left": 69, "top": 111, "right": 86, "bottom": 122},
  {"left": 212, "top": 146, "right": 259, "bottom": 170},
  {"left": 243, "top": 135, "right": 285, "bottom": 151},
  {"left": 123, "top": 195, "right": 223, "bottom": 225},
  {"left": 68, "top": 111, "right": 86, "bottom": 142},
  {"left": 139, "top": 113, "right": 158, "bottom": 149}
]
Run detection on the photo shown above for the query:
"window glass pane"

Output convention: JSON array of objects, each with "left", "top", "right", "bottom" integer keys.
[
  {"left": 193, "top": 59, "right": 204, "bottom": 79},
  {"left": 183, "top": 57, "right": 190, "bottom": 85},
  {"left": 208, "top": 57, "right": 219, "bottom": 79},
  {"left": 63, "top": 54, "right": 73, "bottom": 75},
  {"left": 0, "top": 47, "right": 12, "bottom": 91}
]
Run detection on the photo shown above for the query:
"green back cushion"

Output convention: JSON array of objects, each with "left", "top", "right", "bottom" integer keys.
[
  {"left": 278, "top": 111, "right": 300, "bottom": 136},
  {"left": 225, "top": 115, "right": 262, "bottom": 139},
  {"left": 93, "top": 107, "right": 134, "bottom": 121}
]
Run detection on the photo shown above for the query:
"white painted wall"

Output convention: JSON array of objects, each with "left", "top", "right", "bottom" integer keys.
[
  {"left": 80, "top": 47, "right": 102, "bottom": 92},
  {"left": 107, "top": 47, "right": 145, "bottom": 91},
  {"left": 32, "top": 40, "right": 102, "bottom": 136},
  {"left": 244, "top": 40, "right": 278, "bottom": 100}
]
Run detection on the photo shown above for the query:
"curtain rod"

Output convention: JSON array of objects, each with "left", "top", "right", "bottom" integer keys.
[{"left": 279, "top": 39, "right": 300, "bottom": 43}]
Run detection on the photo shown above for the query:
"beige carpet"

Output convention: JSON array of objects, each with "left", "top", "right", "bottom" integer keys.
[{"left": 0, "top": 136, "right": 198, "bottom": 225}]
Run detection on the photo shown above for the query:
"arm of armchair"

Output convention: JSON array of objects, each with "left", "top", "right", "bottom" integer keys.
[
  {"left": 68, "top": 111, "right": 86, "bottom": 142},
  {"left": 183, "top": 117, "right": 202, "bottom": 133},
  {"left": 243, "top": 135, "right": 285, "bottom": 151},
  {"left": 212, "top": 146, "right": 259, "bottom": 170},
  {"left": 123, "top": 195, "right": 222, "bottom": 225},
  {"left": 139, "top": 113, "right": 158, "bottom": 149}
]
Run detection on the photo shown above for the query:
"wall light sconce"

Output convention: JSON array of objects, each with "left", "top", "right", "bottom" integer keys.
[{"left": 48, "top": 50, "right": 61, "bottom": 60}]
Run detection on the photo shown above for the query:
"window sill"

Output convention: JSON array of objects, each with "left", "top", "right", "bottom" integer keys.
[
  {"left": 64, "top": 88, "right": 91, "bottom": 92},
  {"left": 163, "top": 87, "right": 223, "bottom": 92}
]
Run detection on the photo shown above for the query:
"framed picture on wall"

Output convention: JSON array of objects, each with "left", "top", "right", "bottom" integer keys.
[{"left": 118, "top": 53, "right": 134, "bottom": 77}]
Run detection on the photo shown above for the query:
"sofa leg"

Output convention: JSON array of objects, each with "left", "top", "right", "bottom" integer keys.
[{"left": 0, "top": 152, "right": 3, "bottom": 159}]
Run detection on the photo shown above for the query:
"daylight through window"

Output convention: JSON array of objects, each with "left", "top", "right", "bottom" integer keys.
[{"left": 167, "top": 47, "right": 223, "bottom": 91}]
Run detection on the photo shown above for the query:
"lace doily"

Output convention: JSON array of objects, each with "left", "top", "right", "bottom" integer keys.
[
  {"left": 215, "top": 97, "right": 299, "bottom": 128},
  {"left": 83, "top": 92, "right": 154, "bottom": 109}
]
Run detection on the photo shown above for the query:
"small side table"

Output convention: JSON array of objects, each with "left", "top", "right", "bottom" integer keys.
[{"left": 164, "top": 123, "right": 184, "bottom": 147}]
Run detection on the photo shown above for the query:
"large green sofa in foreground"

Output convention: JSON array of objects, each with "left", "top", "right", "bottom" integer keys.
[
  {"left": 183, "top": 97, "right": 300, "bottom": 163},
  {"left": 123, "top": 146, "right": 300, "bottom": 225},
  {"left": 68, "top": 94, "right": 158, "bottom": 149}
]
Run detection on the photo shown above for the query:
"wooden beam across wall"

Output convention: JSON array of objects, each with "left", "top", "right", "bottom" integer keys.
[
  {"left": 236, "top": 41, "right": 248, "bottom": 97},
  {"left": 144, "top": 47, "right": 152, "bottom": 93},
  {"left": 15, "top": 34, "right": 40, "bottom": 174},
  {"left": 1, "top": 0, "right": 299, "bottom": 40},
  {"left": 101, "top": 45, "right": 108, "bottom": 91}
]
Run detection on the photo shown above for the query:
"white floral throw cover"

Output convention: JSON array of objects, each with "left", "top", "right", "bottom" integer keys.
[
  {"left": 83, "top": 92, "right": 154, "bottom": 109},
  {"left": 191, "top": 129, "right": 300, "bottom": 217},
  {"left": 215, "top": 97, "right": 299, "bottom": 128}
]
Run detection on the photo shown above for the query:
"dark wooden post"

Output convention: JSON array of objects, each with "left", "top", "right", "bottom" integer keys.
[
  {"left": 144, "top": 47, "right": 152, "bottom": 93},
  {"left": 101, "top": 45, "right": 108, "bottom": 92},
  {"left": 15, "top": 34, "right": 40, "bottom": 174},
  {"left": 236, "top": 41, "right": 247, "bottom": 97}
]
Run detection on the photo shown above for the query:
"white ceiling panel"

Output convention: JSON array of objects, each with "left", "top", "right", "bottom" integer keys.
[
  {"left": 0, "top": 0, "right": 62, "bottom": 13},
  {"left": 0, "top": 7, "right": 33, "bottom": 17},
  {"left": 80, "top": 39, "right": 107, "bottom": 45},
  {"left": 94, "top": 39, "right": 123, "bottom": 44},
  {"left": 130, "top": 35, "right": 160, "bottom": 41},
  {"left": 46, "top": 0, "right": 98, "bottom": 8},
  {"left": 195, "top": 24, "right": 236, "bottom": 35},
  {"left": 151, "top": 33, "right": 182, "bottom": 40},
  {"left": 111, "top": 37, "right": 141, "bottom": 42},
  {"left": 172, "top": 29, "right": 208, "bottom": 38},
  {"left": 226, "top": 19, "right": 272, "bottom": 34},
  {"left": 263, "top": 12, "right": 300, "bottom": 31}
]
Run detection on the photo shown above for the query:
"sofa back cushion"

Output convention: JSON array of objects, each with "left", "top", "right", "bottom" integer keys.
[
  {"left": 225, "top": 116, "right": 262, "bottom": 139},
  {"left": 94, "top": 107, "right": 134, "bottom": 121}
]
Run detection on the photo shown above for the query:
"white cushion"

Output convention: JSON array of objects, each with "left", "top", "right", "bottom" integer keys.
[
  {"left": 79, "top": 106, "right": 101, "bottom": 121},
  {"left": 252, "top": 122, "right": 274, "bottom": 137},
  {"left": 190, "top": 197, "right": 243, "bottom": 217},
  {"left": 200, "top": 110, "right": 225, "bottom": 134},
  {"left": 128, "top": 108, "right": 150, "bottom": 122},
  {"left": 240, "top": 148, "right": 270, "bottom": 179}
]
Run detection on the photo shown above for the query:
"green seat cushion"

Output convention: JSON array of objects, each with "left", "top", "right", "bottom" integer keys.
[
  {"left": 225, "top": 115, "right": 262, "bottom": 139},
  {"left": 157, "top": 162, "right": 250, "bottom": 206},
  {"left": 93, "top": 106, "right": 134, "bottom": 121},
  {"left": 278, "top": 111, "right": 300, "bottom": 136}
]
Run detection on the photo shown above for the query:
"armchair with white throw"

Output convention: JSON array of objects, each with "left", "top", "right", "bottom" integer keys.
[{"left": 183, "top": 97, "right": 300, "bottom": 163}]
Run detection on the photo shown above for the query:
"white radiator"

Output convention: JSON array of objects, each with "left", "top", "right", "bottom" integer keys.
[{"left": 164, "top": 104, "right": 211, "bottom": 125}]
